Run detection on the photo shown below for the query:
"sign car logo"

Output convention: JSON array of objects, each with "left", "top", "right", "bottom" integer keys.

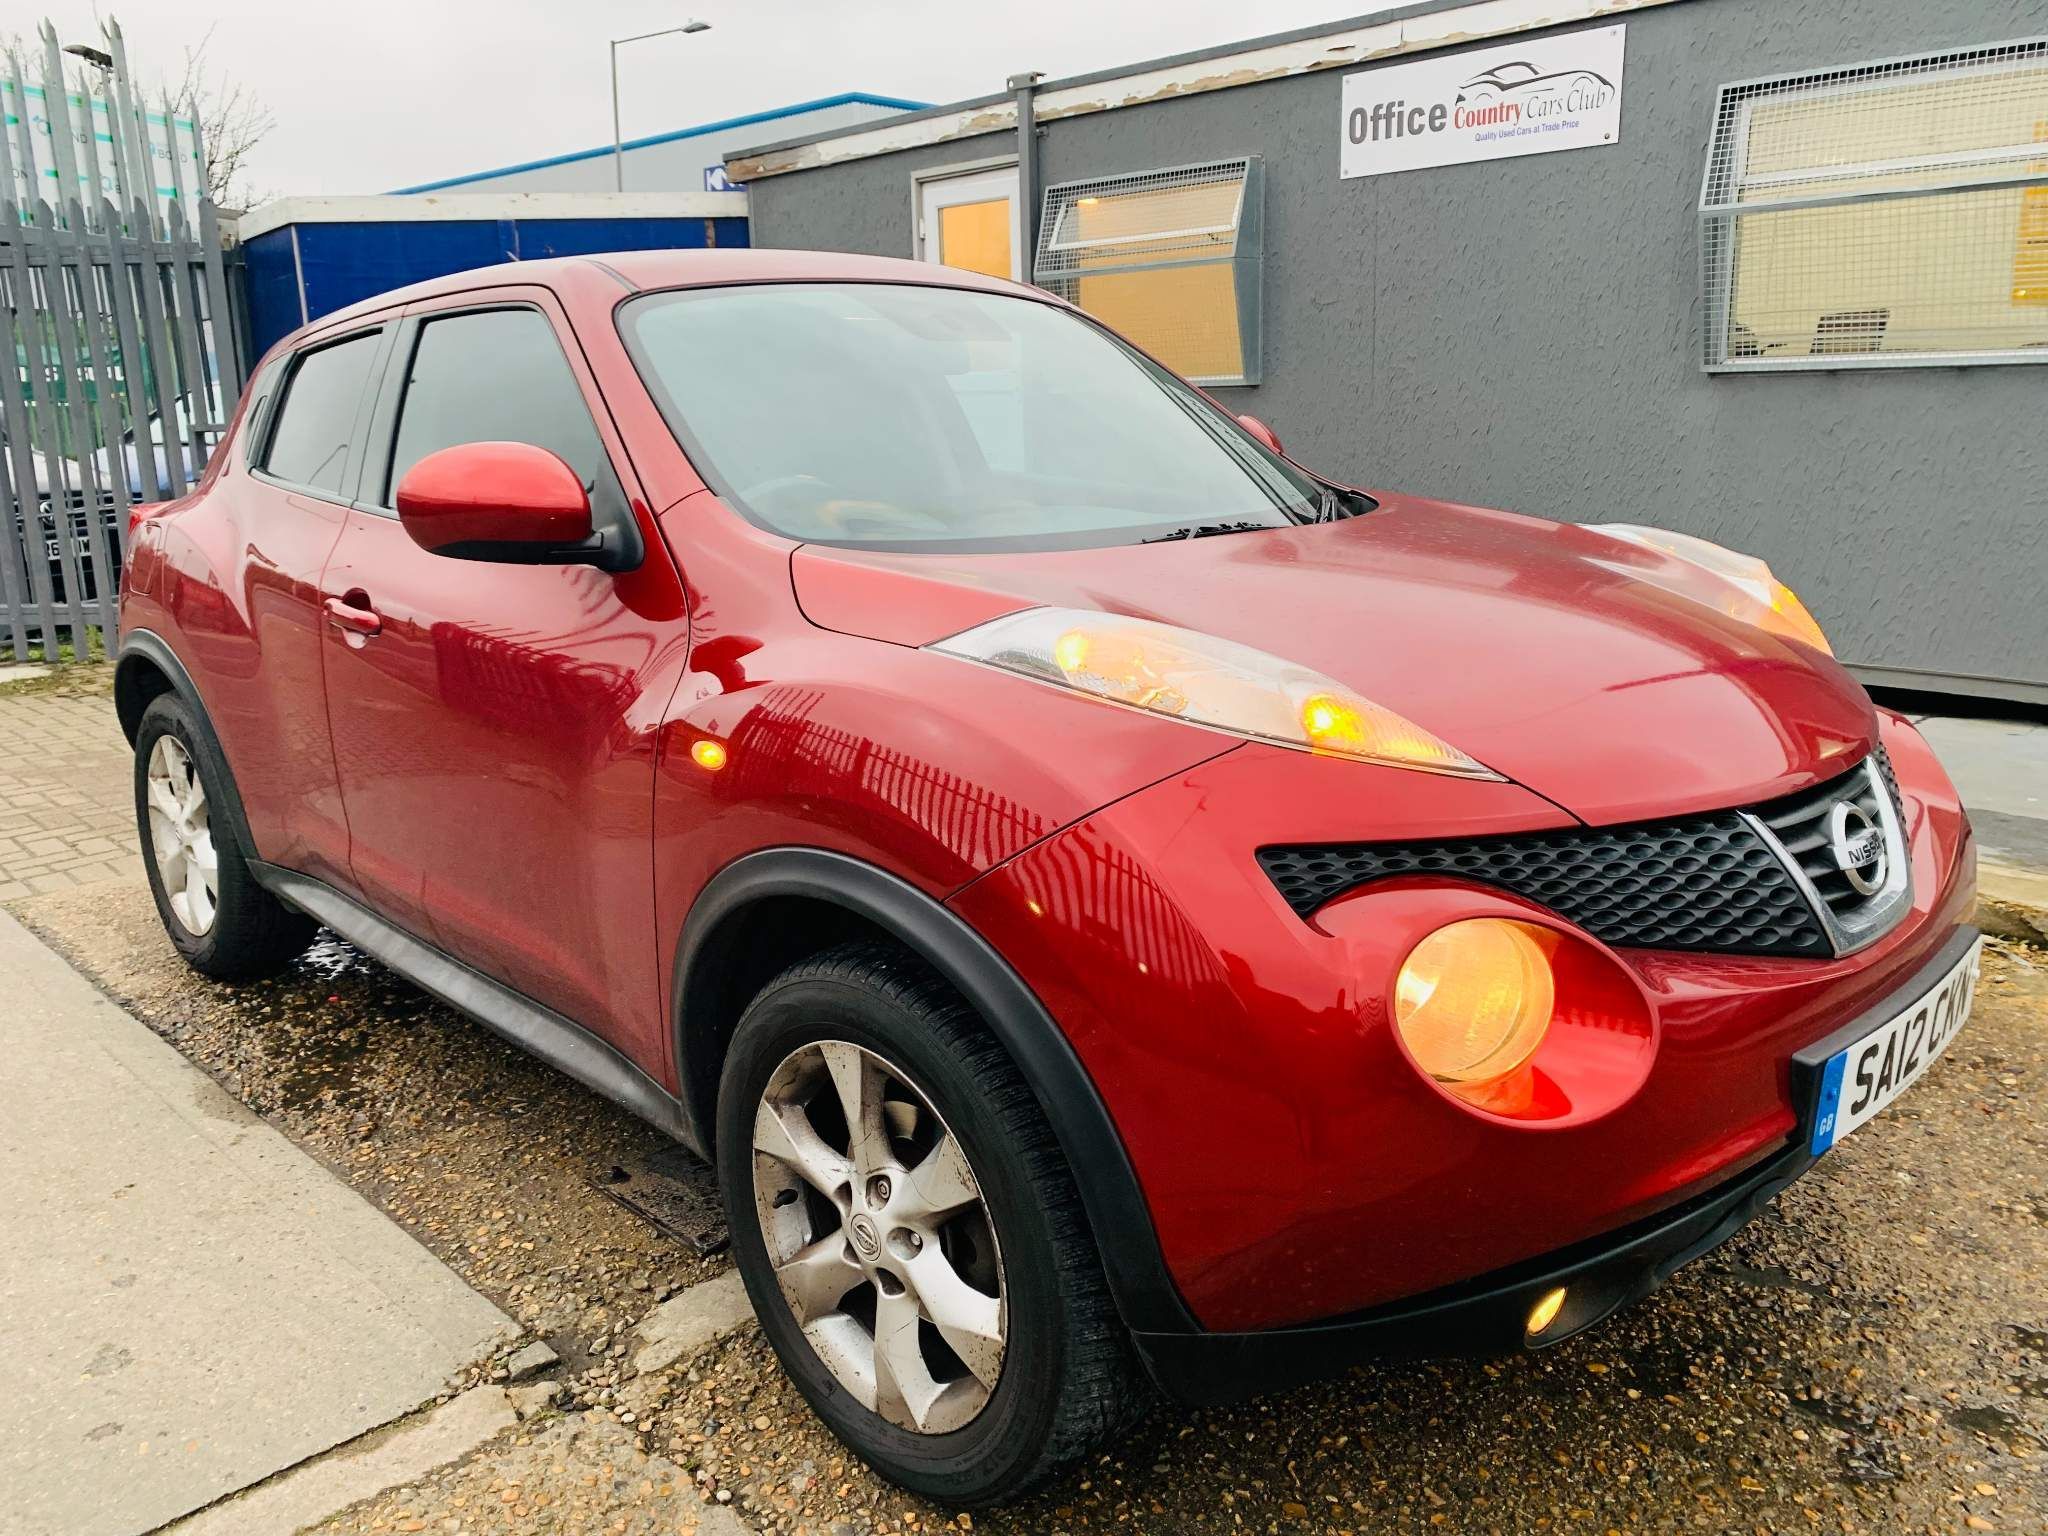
[
  {"left": 1829, "top": 801, "right": 1889, "bottom": 895},
  {"left": 1340, "top": 24, "right": 1627, "bottom": 179}
]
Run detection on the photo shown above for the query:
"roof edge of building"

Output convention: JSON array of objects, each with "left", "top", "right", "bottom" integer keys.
[
  {"left": 725, "top": 0, "right": 1698, "bottom": 180},
  {"left": 238, "top": 191, "right": 747, "bottom": 242},
  {"left": 390, "top": 91, "right": 931, "bottom": 195}
]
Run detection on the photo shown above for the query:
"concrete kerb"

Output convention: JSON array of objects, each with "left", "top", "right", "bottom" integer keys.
[
  {"left": 162, "top": 1388, "right": 520, "bottom": 1536},
  {"left": 161, "top": 1266, "right": 763, "bottom": 1536},
  {"left": 631, "top": 1269, "right": 759, "bottom": 1376},
  {"left": 1979, "top": 864, "right": 2048, "bottom": 946}
]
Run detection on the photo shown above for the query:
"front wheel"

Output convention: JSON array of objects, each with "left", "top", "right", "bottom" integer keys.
[
  {"left": 134, "top": 692, "right": 316, "bottom": 980},
  {"left": 715, "top": 941, "right": 1146, "bottom": 1505}
]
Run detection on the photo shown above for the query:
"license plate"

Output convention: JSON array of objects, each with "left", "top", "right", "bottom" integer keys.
[
  {"left": 44, "top": 536, "right": 97, "bottom": 564},
  {"left": 1807, "top": 937, "right": 1981, "bottom": 1155}
]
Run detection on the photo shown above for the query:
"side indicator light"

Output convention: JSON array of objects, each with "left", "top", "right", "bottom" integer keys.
[
  {"left": 690, "top": 739, "right": 728, "bottom": 772},
  {"left": 1526, "top": 1286, "right": 1568, "bottom": 1337}
]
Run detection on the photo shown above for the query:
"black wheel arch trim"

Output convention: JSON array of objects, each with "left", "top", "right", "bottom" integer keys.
[
  {"left": 674, "top": 846, "right": 1201, "bottom": 1337},
  {"left": 116, "top": 628, "right": 259, "bottom": 861}
]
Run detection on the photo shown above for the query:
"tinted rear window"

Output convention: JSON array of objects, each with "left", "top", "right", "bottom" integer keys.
[{"left": 262, "top": 332, "right": 381, "bottom": 495}]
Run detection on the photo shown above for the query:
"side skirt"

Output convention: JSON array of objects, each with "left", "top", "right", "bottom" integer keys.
[{"left": 250, "top": 862, "right": 693, "bottom": 1145}]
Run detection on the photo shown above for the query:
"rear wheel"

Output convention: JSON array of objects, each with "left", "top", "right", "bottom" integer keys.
[
  {"left": 134, "top": 693, "right": 316, "bottom": 980},
  {"left": 716, "top": 941, "right": 1146, "bottom": 1504}
]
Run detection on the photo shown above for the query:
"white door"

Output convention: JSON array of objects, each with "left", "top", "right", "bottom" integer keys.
[{"left": 917, "top": 167, "right": 1022, "bottom": 281}]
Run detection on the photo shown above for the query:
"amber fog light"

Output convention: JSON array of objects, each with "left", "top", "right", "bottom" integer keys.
[
  {"left": 1526, "top": 1286, "right": 1568, "bottom": 1337},
  {"left": 1395, "top": 918, "right": 1555, "bottom": 1086}
]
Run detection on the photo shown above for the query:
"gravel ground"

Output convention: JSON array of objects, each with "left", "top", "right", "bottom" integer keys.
[
  {"left": 301, "top": 1409, "right": 751, "bottom": 1536},
  {"left": 0, "top": 661, "right": 115, "bottom": 700},
  {"left": 11, "top": 880, "right": 2046, "bottom": 1536}
]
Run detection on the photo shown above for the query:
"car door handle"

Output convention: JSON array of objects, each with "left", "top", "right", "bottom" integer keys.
[{"left": 324, "top": 592, "right": 382, "bottom": 637}]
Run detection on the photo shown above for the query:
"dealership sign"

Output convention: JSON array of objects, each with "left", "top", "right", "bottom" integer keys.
[{"left": 1340, "top": 25, "right": 1626, "bottom": 178}]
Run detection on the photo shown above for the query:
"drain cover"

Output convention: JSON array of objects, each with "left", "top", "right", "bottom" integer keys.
[{"left": 592, "top": 1144, "right": 729, "bottom": 1256}]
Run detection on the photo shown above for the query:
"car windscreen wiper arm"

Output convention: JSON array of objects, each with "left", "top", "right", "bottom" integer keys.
[
  {"left": 1308, "top": 485, "right": 1352, "bottom": 523},
  {"left": 1139, "top": 520, "right": 1274, "bottom": 543}
]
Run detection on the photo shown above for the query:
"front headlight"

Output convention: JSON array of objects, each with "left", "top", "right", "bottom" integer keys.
[
  {"left": 1588, "top": 523, "right": 1831, "bottom": 654},
  {"left": 928, "top": 606, "right": 1499, "bottom": 778}
]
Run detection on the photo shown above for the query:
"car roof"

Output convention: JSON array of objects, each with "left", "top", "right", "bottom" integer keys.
[{"left": 289, "top": 249, "right": 1047, "bottom": 351}]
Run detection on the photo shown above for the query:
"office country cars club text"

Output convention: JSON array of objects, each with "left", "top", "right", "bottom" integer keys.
[{"left": 1346, "top": 74, "right": 1618, "bottom": 146}]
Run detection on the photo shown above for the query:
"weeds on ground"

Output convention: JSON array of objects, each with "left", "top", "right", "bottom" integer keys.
[
  {"left": 0, "top": 658, "right": 114, "bottom": 699},
  {"left": 7, "top": 627, "right": 107, "bottom": 663}
]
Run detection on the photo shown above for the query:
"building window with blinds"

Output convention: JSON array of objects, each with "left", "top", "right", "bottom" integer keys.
[
  {"left": 1699, "top": 37, "right": 2048, "bottom": 370},
  {"left": 1033, "top": 159, "right": 1263, "bottom": 386}
]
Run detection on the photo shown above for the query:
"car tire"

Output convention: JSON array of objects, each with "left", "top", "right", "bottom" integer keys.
[
  {"left": 716, "top": 940, "right": 1148, "bottom": 1505},
  {"left": 134, "top": 692, "right": 317, "bottom": 980}
]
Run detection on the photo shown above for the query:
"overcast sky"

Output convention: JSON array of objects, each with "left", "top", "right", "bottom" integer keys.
[{"left": 32, "top": 1, "right": 1362, "bottom": 200}]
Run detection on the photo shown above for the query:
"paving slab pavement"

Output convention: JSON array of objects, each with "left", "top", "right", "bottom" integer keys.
[
  {"left": 1911, "top": 709, "right": 2048, "bottom": 872},
  {"left": 0, "top": 910, "right": 517, "bottom": 1536},
  {"left": 0, "top": 665, "right": 136, "bottom": 902}
]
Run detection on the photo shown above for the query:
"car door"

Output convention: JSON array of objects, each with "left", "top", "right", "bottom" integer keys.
[
  {"left": 317, "top": 289, "right": 688, "bottom": 1063},
  {"left": 183, "top": 322, "right": 390, "bottom": 889}
]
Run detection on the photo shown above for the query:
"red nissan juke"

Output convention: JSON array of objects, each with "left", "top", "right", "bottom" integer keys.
[{"left": 116, "top": 250, "right": 1980, "bottom": 1505}]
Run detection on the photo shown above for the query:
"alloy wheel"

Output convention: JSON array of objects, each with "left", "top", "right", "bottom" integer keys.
[
  {"left": 145, "top": 735, "right": 217, "bottom": 936},
  {"left": 750, "top": 1039, "right": 1007, "bottom": 1434}
]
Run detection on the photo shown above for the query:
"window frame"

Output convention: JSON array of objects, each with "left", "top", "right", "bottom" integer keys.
[
  {"left": 249, "top": 326, "right": 392, "bottom": 504},
  {"left": 1698, "top": 35, "right": 2048, "bottom": 373},
  {"left": 349, "top": 290, "right": 648, "bottom": 570},
  {"left": 913, "top": 160, "right": 1023, "bottom": 281},
  {"left": 367, "top": 300, "right": 618, "bottom": 518},
  {"left": 239, "top": 356, "right": 287, "bottom": 470},
  {"left": 1043, "top": 182, "right": 1244, "bottom": 255},
  {"left": 1031, "top": 157, "right": 1265, "bottom": 387}
]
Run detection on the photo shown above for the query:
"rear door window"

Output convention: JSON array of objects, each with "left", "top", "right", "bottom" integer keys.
[
  {"left": 240, "top": 357, "right": 288, "bottom": 467},
  {"left": 260, "top": 331, "right": 382, "bottom": 496},
  {"left": 382, "top": 308, "right": 615, "bottom": 506}
]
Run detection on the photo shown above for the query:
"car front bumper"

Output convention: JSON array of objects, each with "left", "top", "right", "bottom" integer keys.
[
  {"left": 950, "top": 711, "right": 1978, "bottom": 1341},
  {"left": 1127, "top": 922, "right": 1981, "bottom": 1404}
]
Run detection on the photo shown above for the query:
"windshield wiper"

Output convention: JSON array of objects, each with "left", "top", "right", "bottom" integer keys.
[
  {"left": 1307, "top": 485, "right": 1350, "bottom": 523},
  {"left": 1140, "top": 520, "right": 1272, "bottom": 543}
]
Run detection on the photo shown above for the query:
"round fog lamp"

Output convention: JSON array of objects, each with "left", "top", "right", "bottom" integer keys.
[
  {"left": 1395, "top": 919, "right": 1555, "bottom": 1084},
  {"left": 1526, "top": 1285, "right": 1568, "bottom": 1336}
]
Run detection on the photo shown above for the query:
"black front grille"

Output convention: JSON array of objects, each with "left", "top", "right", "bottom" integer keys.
[
  {"left": 1254, "top": 759, "right": 1902, "bottom": 957},
  {"left": 1751, "top": 747, "right": 1907, "bottom": 947},
  {"left": 1873, "top": 744, "right": 1902, "bottom": 817}
]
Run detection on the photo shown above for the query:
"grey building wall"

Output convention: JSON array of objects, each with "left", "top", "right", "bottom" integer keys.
[
  {"left": 740, "top": 0, "right": 2048, "bottom": 703},
  {"left": 746, "top": 131, "right": 1015, "bottom": 255}
]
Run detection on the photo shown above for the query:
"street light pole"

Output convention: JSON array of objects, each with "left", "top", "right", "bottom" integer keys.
[{"left": 610, "top": 20, "right": 710, "bottom": 192}]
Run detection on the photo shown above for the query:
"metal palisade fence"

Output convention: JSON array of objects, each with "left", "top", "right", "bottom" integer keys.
[{"left": 0, "top": 16, "right": 240, "bottom": 665}]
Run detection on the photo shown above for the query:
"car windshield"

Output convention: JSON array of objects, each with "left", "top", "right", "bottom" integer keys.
[{"left": 620, "top": 281, "right": 1328, "bottom": 552}]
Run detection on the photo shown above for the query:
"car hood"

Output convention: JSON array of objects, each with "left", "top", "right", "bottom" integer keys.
[{"left": 790, "top": 494, "right": 1878, "bottom": 825}]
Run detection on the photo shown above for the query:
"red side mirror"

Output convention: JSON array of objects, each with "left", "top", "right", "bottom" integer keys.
[
  {"left": 1235, "top": 414, "right": 1282, "bottom": 457},
  {"left": 395, "top": 441, "right": 593, "bottom": 561}
]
